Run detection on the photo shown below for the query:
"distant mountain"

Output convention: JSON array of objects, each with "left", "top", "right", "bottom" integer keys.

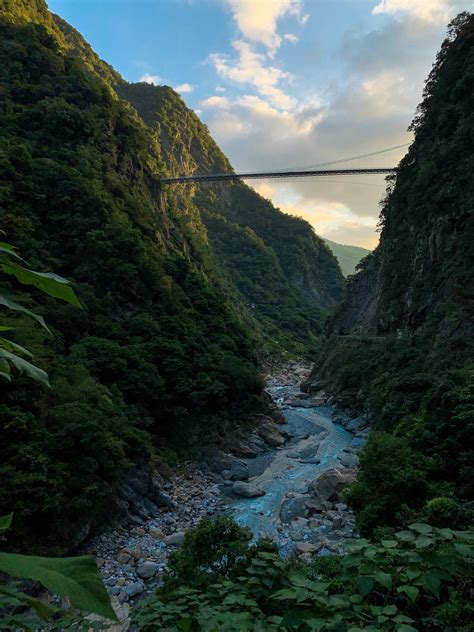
[{"left": 323, "top": 239, "right": 371, "bottom": 277}]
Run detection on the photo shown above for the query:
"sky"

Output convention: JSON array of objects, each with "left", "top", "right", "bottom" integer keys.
[{"left": 47, "top": 0, "right": 473, "bottom": 248}]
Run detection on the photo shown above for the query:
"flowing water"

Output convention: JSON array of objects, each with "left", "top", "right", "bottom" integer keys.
[{"left": 227, "top": 381, "right": 354, "bottom": 551}]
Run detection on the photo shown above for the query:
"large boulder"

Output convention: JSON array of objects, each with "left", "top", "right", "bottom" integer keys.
[
  {"left": 232, "top": 481, "right": 266, "bottom": 498},
  {"left": 279, "top": 495, "right": 311, "bottom": 523},
  {"left": 308, "top": 468, "right": 356, "bottom": 502},
  {"left": 258, "top": 422, "right": 285, "bottom": 447}
]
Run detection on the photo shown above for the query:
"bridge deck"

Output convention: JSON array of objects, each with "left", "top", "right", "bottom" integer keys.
[{"left": 161, "top": 167, "right": 396, "bottom": 184}]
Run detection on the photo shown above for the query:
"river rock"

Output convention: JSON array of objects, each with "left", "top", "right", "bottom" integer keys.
[
  {"left": 125, "top": 582, "right": 144, "bottom": 598},
  {"left": 232, "top": 481, "right": 265, "bottom": 498},
  {"left": 258, "top": 423, "right": 285, "bottom": 447},
  {"left": 164, "top": 531, "right": 186, "bottom": 547},
  {"left": 346, "top": 417, "right": 367, "bottom": 432},
  {"left": 280, "top": 495, "right": 311, "bottom": 523},
  {"left": 350, "top": 435, "right": 367, "bottom": 449},
  {"left": 229, "top": 460, "right": 249, "bottom": 481},
  {"left": 116, "top": 549, "right": 131, "bottom": 565},
  {"left": 295, "top": 542, "right": 319, "bottom": 555},
  {"left": 136, "top": 561, "right": 159, "bottom": 579},
  {"left": 338, "top": 452, "right": 359, "bottom": 468},
  {"left": 308, "top": 468, "right": 357, "bottom": 502}
]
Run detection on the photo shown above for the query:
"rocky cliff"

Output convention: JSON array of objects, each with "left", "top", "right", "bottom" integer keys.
[{"left": 333, "top": 13, "right": 473, "bottom": 337}]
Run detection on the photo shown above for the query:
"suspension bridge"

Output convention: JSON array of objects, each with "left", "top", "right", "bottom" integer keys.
[
  {"left": 160, "top": 167, "right": 396, "bottom": 184},
  {"left": 159, "top": 143, "right": 406, "bottom": 185}
]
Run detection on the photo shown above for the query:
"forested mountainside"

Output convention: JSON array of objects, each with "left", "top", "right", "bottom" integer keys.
[
  {"left": 0, "top": 5, "right": 265, "bottom": 551},
  {"left": 0, "top": 0, "right": 344, "bottom": 551},
  {"left": 309, "top": 12, "right": 474, "bottom": 534},
  {"left": 117, "top": 82, "right": 344, "bottom": 355},
  {"left": 323, "top": 239, "right": 371, "bottom": 277}
]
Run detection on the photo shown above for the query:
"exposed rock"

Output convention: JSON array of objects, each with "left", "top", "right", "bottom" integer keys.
[
  {"left": 258, "top": 423, "right": 285, "bottom": 447},
  {"left": 295, "top": 542, "right": 319, "bottom": 555},
  {"left": 136, "top": 561, "right": 159, "bottom": 579},
  {"left": 309, "top": 468, "right": 357, "bottom": 502},
  {"left": 232, "top": 481, "right": 266, "bottom": 498},
  {"left": 163, "top": 531, "right": 186, "bottom": 547},
  {"left": 124, "top": 582, "right": 144, "bottom": 598},
  {"left": 149, "top": 528, "right": 164, "bottom": 539},
  {"left": 279, "top": 495, "right": 311, "bottom": 523},
  {"left": 338, "top": 452, "right": 359, "bottom": 468}
]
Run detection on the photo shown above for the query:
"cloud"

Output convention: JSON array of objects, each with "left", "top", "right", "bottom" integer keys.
[
  {"left": 222, "top": 0, "right": 303, "bottom": 52},
  {"left": 139, "top": 73, "right": 162, "bottom": 84},
  {"left": 174, "top": 82, "right": 193, "bottom": 93},
  {"left": 371, "top": 0, "right": 457, "bottom": 23},
  {"left": 209, "top": 40, "right": 294, "bottom": 109},
  {"left": 216, "top": 84, "right": 226, "bottom": 92},
  {"left": 283, "top": 33, "right": 299, "bottom": 43},
  {"left": 202, "top": 1, "right": 472, "bottom": 247}
]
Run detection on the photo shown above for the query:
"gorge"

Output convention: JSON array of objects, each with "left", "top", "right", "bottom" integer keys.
[{"left": 0, "top": 2, "right": 472, "bottom": 631}]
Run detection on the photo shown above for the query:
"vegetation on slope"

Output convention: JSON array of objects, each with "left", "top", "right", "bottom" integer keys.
[
  {"left": 117, "top": 81, "right": 345, "bottom": 357},
  {"left": 323, "top": 238, "right": 371, "bottom": 277},
  {"left": 132, "top": 517, "right": 474, "bottom": 631},
  {"left": 0, "top": 15, "right": 262, "bottom": 552},
  {"left": 312, "top": 12, "right": 474, "bottom": 536}
]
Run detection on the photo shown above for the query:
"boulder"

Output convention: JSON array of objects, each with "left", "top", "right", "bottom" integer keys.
[
  {"left": 295, "top": 542, "right": 319, "bottom": 555},
  {"left": 164, "top": 531, "right": 186, "bottom": 547},
  {"left": 232, "top": 481, "right": 265, "bottom": 498},
  {"left": 308, "top": 468, "right": 357, "bottom": 502},
  {"left": 136, "top": 561, "right": 159, "bottom": 580},
  {"left": 258, "top": 424, "right": 285, "bottom": 447},
  {"left": 124, "top": 582, "right": 144, "bottom": 598},
  {"left": 346, "top": 417, "right": 367, "bottom": 432},
  {"left": 279, "top": 495, "right": 311, "bottom": 523},
  {"left": 338, "top": 452, "right": 359, "bottom": 468}
]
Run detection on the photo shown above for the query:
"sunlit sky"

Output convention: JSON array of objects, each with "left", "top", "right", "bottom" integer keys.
[{"left": 48, "top": 0, "right": 473, "bottom": 248}]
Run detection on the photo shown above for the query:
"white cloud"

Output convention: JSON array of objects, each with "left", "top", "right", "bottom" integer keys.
[
  {"left": 209, "top": 40, "right": 294, "bottom": 109},
  {"left": 371, "top": 0, "right": 465, "bottom": 23},
  {"left": 201, "top": 95, "right": 230, "bottom": 108},
  {"left": 174, "top": 82, "right": 193, "bottom": 93},
  {"left": 283, "top": 33, "right": 299, "bottom": 43},
  {"left": 222, "top": 0, "right": 303, "bottom": 52},
  {"left": 139, "top": 73, "right": 161, "bottom": 85},
  {"left": 216, "top": 84, "right": 226, "bottom": 92}
]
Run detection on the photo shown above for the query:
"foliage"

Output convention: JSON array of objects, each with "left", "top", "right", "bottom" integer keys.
[
  {"left": 0, "top": 239, "right": 80, "bottom": 385},
  {"left": 0, "top": 513, "right": 116, "bottom": 629},
  {"left": 163, "top": 516, "right": 259, "bottom": 592},
  {"left": 0, "top": 14, "right": 263, "bottom": 552},
  {"left": 116, "top": 81, "right": 345, "bottom": 359},
  {"left": 323, "top": 239, "right": 371, "bottom": 277},
  {"left": 133, "top": 519, "right": 474, "bottom": 631},
  {"left": 313, "top": 13, "right": 474, "bottom": 535}
]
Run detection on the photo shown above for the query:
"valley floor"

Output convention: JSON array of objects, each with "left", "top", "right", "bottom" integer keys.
[{"left": 84, "top": 362, "right": 369, "bottom": 627}]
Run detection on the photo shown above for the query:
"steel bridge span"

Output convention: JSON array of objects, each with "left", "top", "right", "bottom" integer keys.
[{"left": 160, "top": 167, "right": 396, "bottom": 184}]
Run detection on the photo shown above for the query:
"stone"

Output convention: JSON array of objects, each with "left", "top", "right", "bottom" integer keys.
[
  {"left": 346, "top": 417, "right": 367, "bottom": 432},
  {"left": 280, "top": 495, "right": 311, "bottom": 523},
  {"left": 136, "top": 561, "right": 159, "bottom": 579},
  {"left": 149, "top": 528, "right": 164, "bottom": 539},
  {"left": 232, "top": 481, "right": 266, "bottom": 498},
  {"left": 295, "top": 542, "right": 319, "bottom": 555},
  {"left": 116, "top": 550, "right": 131, "bottom": 565},
  {"left": 350, "top": 436, "right": 367, "bottom": 449},
  {"left": 338, "top": 452, "right": 359, "bottom": 468},
  {"left": 125, "top": 582, "right": 144, "bottom": 598},
  {"left": 259, "top": 425, "right": 285, "bottom": 447},
  {"left": 229, "top": 460, "right": 249, "bottom": 481},
  {"left": 309, "top": 468, "right": 357, "bottom": 502},
  {"left": 164, "top": 531, "right": 186, "bottom": 547},
  {"left": 304, "top": 498, "right": 327, "bottom": 514}
]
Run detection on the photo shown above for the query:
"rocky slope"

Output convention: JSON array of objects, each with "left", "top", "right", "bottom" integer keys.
[{"left": 306, "top": 13, "right": 474, "bottom": 535}]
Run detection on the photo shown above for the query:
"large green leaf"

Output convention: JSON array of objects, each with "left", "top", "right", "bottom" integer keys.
[
  {"left": 0, "top": 291, "right": 51, "bottom": 333},
  {"left": 0, "top": 552, "right": 117, "bottom": 621},
  {"left": 0, "top": 337, "right": 33, "bottom": 358},
  {"left": 0, "top": 514, "right": 13, "bottom": 534},
  {"left": 0, "top": 243, "right": 22, "bottom": 260},
  {"left": 0, "top": 348, "right": 50, "bottom": 386},
  {"left": 2, "top": 262, "right": 81, "bottom": 307}
]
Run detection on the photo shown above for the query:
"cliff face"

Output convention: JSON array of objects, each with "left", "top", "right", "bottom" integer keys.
[
  {"left": 334, "top": 13, "right": 473, "bottom": 338},
  {"left": 118, "top": 82, "right": 344, "bottom": 354}
]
